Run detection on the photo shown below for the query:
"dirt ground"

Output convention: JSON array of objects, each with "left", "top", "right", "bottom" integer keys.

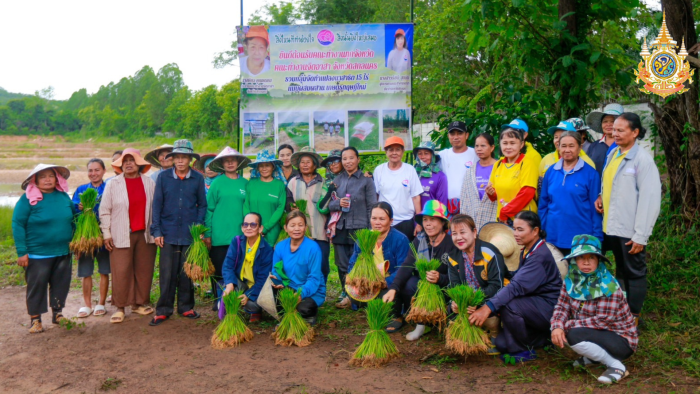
[
  {"left": 314, "top": 134, "right": 346, "bottom": 152},
  {"left": 0, "top": 286, "right": 692, "bottom": 394}
]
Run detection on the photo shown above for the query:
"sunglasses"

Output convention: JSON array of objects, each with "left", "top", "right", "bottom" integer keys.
[{"left": 241, "top": 222, "right": 259, "bottom": 229}]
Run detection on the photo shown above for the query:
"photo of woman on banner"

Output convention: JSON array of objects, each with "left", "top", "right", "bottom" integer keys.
[
  {"left": 240, "top": 25, "right": 270, "bottom": 77},
  {"left": 386, "top": 27, "right": 412, "bottom": 73}
]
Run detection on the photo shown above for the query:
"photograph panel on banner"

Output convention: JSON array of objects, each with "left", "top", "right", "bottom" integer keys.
[
  {"left": 312, "top": 110, "right": 346, "bottom": 152},
  {"left": 237, "top": 23, "right": 413, "bottom": 154},
  {"left": 243, "top": 112, "right": 275, "bottom": 155},
  {"left": 382, "top": 109, "right": 412, "bottom": 150}
]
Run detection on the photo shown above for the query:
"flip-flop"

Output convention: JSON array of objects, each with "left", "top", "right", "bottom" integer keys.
[
  {"left": 77, "top": 306, "right": 93, "bottom": 318},
  {"left": 181, "top": 310, "right": 200, "bottom": 319},
  {"left": 94, "top": 305, "right": 107, "bottom": 316},
  {"left": 149, "top": 315, "right": 169, "bottom": 326},
  {"left": 110, "top": 311, "right": 125, "bottom": 324},
  {"left": 132, "top": 306, "right": 154, "bottom": 316}
]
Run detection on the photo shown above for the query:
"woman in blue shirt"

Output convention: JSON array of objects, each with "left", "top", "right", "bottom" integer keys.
[
  {"left": 538, "top": 132, "right": 602, "bottom": 256},
  {"left": 270, "top": 210, "right": 326, "bottom": 325}
]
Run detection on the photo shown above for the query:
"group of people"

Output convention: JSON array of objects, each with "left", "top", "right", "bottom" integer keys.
[
  {"left": 323, "top": 122, "right": 342, "bottom": 137},
  {"left": 11, "top": 103, "right": 661, "bottom": 384}
]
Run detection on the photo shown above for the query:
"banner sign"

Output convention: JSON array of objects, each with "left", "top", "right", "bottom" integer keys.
[{"left": 237, "top": 23, "right": 413, "bottom": 154}]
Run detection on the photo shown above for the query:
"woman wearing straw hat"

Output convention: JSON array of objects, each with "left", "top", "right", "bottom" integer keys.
[
  {"left": 413, "top": 141, "right": 448, "bottom": 208},
  {"left": 551, "top": 234, "right": 638, "bottom": 384},
  {"left": 585, "top": 103, "right": 624, "bottom": 172},
  {"left": 145, "top": 144, "right": 174, "bottom": 182},
  {"left": 193, "top": 153, "right": 221, "bottom": 194},
  {"left": 469, "top": 212, "right": 562, "bottom": 362},
  {"left": 12, "top": 164, "right": 74, "bottom": 333},
  {"left": 459, "top": 133, "right": 498, "bottom": 230},
  {"left": 384, "top": 200, "right": 456, "bottom": 340},
  {"left": 204, "top": 147, "right": 251, "bottom": 305},
  {"left": 244, "top": 149, "right": 287, "bottom": 246},
  {"left": 287, "top": 147, "right": 330, "bottom": 283},
  {"left": 387, "top": 28, "right": 411, "bottom": 73},
  {"left": 150, "top": 139, "right": 207, "bottom": 326},
  {"left": 539, "top": 131, "right": 602, "bottom": 256},
  {"left": 100, "top": 148, "right": 157, "bottom": 324}
]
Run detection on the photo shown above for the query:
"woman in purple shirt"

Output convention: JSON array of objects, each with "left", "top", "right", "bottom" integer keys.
[{"left": 413, "top": 141, "right": 448, "bottom": 208}]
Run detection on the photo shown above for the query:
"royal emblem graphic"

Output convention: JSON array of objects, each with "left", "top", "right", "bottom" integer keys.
[{"left": 634, "top": 13, "right": 695, "bottom": 98}]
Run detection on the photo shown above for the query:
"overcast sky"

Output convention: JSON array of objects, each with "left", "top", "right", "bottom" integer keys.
[{"left": 0, "top": 0, "right": 270, "bottom": 100}]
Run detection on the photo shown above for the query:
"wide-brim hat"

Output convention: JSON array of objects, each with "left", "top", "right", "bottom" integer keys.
[
  {"left": 585, "top": 103, "right": 624, "bottom": 134},
  {"left": 144, "top": 144, "right": 174, "bottom": 168},
  {"left": 21, "top": 164, "right": 71, "bottom": 190},
  {"left": 248, "top": 149, "right": 282, "bottom": 168},
  {"left": 547, "top": 243, "right": 569, "bottom": 280},
  {"left": 112, "top": 148, "right": 152, "bottom": 174},
  {"left": 320, "top": 149, "right": 342, "bottom": 167},
  {"left": 415, "top": 200, "right": 449, "bottom": 224},
  {"left": 165, "top": 139, "right": 200, "bottom": 160},
  {"left": 562, "top": 234, "right": 610, "bottom": 265},
  {"left": 192, "top": 154, "right": 218, "bottom": 174},
  {"left": 291, "top": 146, "right": 322, "bottom": 168},
  {"left": 257, "top": 277, "right": 280, "bottom": 321},
  {"left": 478, "top": 222, "right": 521, "bottom": 271},
  {"left": 208, "top": 146, "right": 251, "bottom": 173}
]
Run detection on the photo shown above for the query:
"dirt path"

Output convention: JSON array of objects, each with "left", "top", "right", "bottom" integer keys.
[
  {"left": 314, "top": 134, "right": 345, "bottom": 152},
  {"left": 0, "top": 287, "right": 687, "bottom": 394}
]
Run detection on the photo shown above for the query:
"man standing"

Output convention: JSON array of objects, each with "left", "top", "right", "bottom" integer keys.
[
  {"left": 373, "top": 136, "right": 422, "bottom": 241},
  {"left": 150, "top": 139, "right": 207, "bottom": 326},
  {"left": 438, "top": 121, "right": 478, "bottom": 218}
]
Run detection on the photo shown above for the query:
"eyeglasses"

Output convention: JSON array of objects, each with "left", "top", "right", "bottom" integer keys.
[{"left": 242, "top": 222, "right": 259, "bottom": 229}]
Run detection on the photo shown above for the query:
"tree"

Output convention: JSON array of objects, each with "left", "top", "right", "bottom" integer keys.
[{"left": 649, "top": 0, "right": 700, "bottom": 217}]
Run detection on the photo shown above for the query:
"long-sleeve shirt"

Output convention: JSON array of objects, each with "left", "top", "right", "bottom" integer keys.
[
  {"left": 272, "top": 237, "right": 326, "bottom": 306},
  {"left": 288, "top": 174, "right": 327, "bottom": 241},
  {"left": 12, "top": 192, "right": 75, "bottom": 257},
  {"left": 538, "top": 158, "right": 603, "bottom": 249},
  {"left": 447, "top": 239, "right": 510, "bottom": 300},
  {"left": 244, "top": 178, "right": 286, "bottom": 246},
  {"left": 150, "top": 168, "right": 207, "bottom": 246},
  {"left": 205, "top": 176, "right": 248, "bottom": 246},
  {"left": 100, "top": 174, "right": 156, "bottom": 248},
  {"left": 486, "top": 239, "right": 562, "bottom": 312},
  {"left": 488, "top": 154, "right": 538, "bottom": 221},
  {"left": 329, "top": 170, "right": 377, "bottom": 231},
  {"left": 550, "top": 286, "right": 638, "bottom": 351},
  {"left": 390, "top": 232, "right": 454, "bottom": 292},
  {"left": 221, "top": 235, "right": 274, "bottom": 302},
  {"left": 348, "top": 227, "right": 410, "bottom": 287},
  {"left": 72, "top": 181, "right": 106, "bottom": 220}
]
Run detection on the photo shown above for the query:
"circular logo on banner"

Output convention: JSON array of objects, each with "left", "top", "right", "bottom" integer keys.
[
  {"left": 402, "top": 179, "right": 409, "bottom": 187},
  {"left": 317, "top": 30, "right": 335, "bottom": 46}
]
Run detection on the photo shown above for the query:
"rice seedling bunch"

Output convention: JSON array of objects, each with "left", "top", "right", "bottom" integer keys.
[
  {"left": 349, "top": 299, "right": 399, "bottom": 367},
  {"left": 184, "top": 224, "right": 215, "bottom": 282},
  {"left": 70, "top": 188, "right": 103, "bottom": 258},
  {"left": 345, "top": 229, "right": 385, "bottom": 296},
  {"left": 272, "top": 288, "right": 314, "bottom": 347},
  {"left": 293, "top": 200, "right": 311, "bottom": 237},
  {"left": 211, "top": 289, "right": 253, "bottom": 349},
  {"left": 277, "top": 211, "right": 289, "bottom": 242},
  {"left": 444, "top": 285, "right": 491, "bottom": 356},
  {"left": 405, "top": 257, "right": 447, "bottom": 330}
]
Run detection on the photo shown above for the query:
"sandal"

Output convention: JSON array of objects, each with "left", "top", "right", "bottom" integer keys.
[
  {"left": 385, "top": 318, "right": 404, "bottom": 333},
  {"left": 29, "top": 318, "right": 44, "bottom": 334},
  {"left": 110, "top": 311, "right": 125, "bottom": 324},
  {"left": 77, "top": 306, "right": 93, "bottom": 318},
  {"left": 94, "top": 305, "right": 107, "bottom": 316},
  {"left": 181, "top": 310, "right": 200, "bottom": 319},
  {"left": 149, "top": 315, "right": 169, "bottom": 326},
  {"left": 598, "top": 367, "right": 629, "bottom": 384},
  {"left": 132, "top": 306, "right": 154, "bottom": 316},
  {"left": 52, "top": 311, "right": 65, "bottom": 325}
]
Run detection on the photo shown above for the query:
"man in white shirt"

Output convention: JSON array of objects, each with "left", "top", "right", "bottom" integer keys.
[
  {"left": 374, "top": 136, "right": 423, "bottom": 241},
  {"left": 438, "top": 121, "right": 478, "bottom": 217}
]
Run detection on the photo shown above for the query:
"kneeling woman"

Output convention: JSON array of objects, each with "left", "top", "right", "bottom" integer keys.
[
  {"left": 270, "top": 210, "right": 326, "bottom": 325},
  {"left": 347, "top": 202, "right": 410, "bottom": 329},
  {"left": 221, "top": 212, "right": 274, "bottom": 322},
  {"left": 383, "top": 200, "right": 454, "bottom": 339},
  {"left": 468, "top": 211, "right": 562, "bottom": 362},
  {"left": 551, "top": 235, "right": 637, "bottom": 384}
]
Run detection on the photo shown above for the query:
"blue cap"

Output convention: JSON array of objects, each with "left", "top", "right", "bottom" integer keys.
[
  {"left": 501, "top": 118, "right": 529, "bottom": 133},
  {"left": 546, "top": 121, "right": 576, "bottom": 135}
]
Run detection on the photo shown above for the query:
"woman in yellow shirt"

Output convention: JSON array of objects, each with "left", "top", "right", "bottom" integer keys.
[{"left": 486, "top": 128, "right": 539, "bottom": 222}]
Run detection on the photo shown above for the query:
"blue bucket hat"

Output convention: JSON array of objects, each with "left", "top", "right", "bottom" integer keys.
[
  {"left": 248, "top": 149, "right": 283, "bottom": 168},
  {"left": 546, "top": 120, "right": 577, "bottom": 135},
  {"left": 501, "top": 118, "right": 529, "bottom": 133}
]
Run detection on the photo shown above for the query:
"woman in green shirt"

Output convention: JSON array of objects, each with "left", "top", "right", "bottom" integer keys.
[
  {"left": 12, "top": 164, "right": 75, "bottom": 333},
  {"left": 204, "top": 147, "right": 251, "bottom": 303},
  {"left": 244, "top": 149, "right": 287, "bottom": 246}
]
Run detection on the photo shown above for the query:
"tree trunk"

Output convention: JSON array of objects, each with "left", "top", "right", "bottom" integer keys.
[{"left": 650, "top": 0, "right": 700, "bottom": 217}]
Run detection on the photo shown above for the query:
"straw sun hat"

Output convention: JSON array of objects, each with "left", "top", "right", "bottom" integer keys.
[
  {"left": 208, "top": 146, "right": 251, "bottom": 173},
  {"left": 144, "top": 144, "right": 174, "bottom": 168},
  {"left": 111, "top": 148, "right": 151, "bottom": 174},
  {"left": 21, "top": 164, "right": 71, "bottom": 190},
  {"left": 478, "top": 222, "right": 521, "bottom": 271}
]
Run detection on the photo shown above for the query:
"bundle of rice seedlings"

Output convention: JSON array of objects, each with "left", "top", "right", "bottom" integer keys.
[
  {"left": 405, "top": 257, "right": 447, "bottom": 330},
  {"left": 184, "top": 224, "right": 215, "bottom": 282},
  {"left": 277, "top": 211, "right": 289, "bottom": 242},
  {"left": 272, "top": 288, "right": 314, "bottom": 347},
  {"left": 349, "top": 299, "right": 400, "bottom": 367},
  {"left": 70, "top": 188, "right": 103, "bottom": 258},
  {"left": 211, "top": 289, "right": 253, "bottom": 349},
  {"left": 444, "top": 285, "right": 491, "bottom": 356},
  {"left": 345, "top": 229, "right": 385, "bottom": 297}
]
